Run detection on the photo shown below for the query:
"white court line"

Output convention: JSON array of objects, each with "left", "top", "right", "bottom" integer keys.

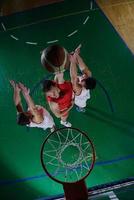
[
  {"left": 1, "top": 7, "right": 99, "bottom": 45},
  {"left": 47, "top": 39, "right": 59, "bottom": 44},
  {"left": 26, "top": 41, "right": 38, "bottom": 45},
  {"left": 108, "top": 191, "right": 119, "bottom": 200},
  {"left": 1, "top": 23, "right": 6, "bottom": 31},
  {"left": 83, "top": 16, "right": 89, "bottom": 25},
  {"left": 0, "top": 9, "right": 90, "bottom": 32},
  {"left": 92, "top": 8, "right": 100, "bottom": 11},
  {"left": 90, "top": 191, "right": 119, "bottom": 200},
  {"left": 67, "top": 30, "right": 78, "bottom": 37},
  {"left": 10, "top": 35, "right": 19, "bottom": 40},
  {"left": 90, "top": 1, "right": 93, "bottom": 10}
]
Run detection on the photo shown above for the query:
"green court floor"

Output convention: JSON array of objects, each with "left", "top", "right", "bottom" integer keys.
[{"left": 0, "top": 0, "right": 134, "bottom": 199}]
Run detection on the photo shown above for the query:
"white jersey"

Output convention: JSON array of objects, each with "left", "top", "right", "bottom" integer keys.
[
  {"left": 27, "top": 105, "right": 55, "bottom": 130},
  {"left": 75, "top": 87, "right": 90, "bottom": 108}
]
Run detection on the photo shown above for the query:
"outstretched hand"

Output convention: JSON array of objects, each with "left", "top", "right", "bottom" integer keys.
[
  {"left": 69, "top": 44, "right": 81, "bottom": 64},
  {"left": 18, "top": 82, "right": 30, "bottom": 95},
  {"left": 74, "top": 44, "right": 81, "bottom": 55},
  {"left": 69, "top": 53, "right": 77, "bottom": 63},
  {"left": 9, "top": 80, "right": 21, "bottom": 93},
  {"left": 10, "top": 80, "right": 15, "bottom": 88},
  {"left": 70, "top": 44, "right": 81, "bottom": 55}
]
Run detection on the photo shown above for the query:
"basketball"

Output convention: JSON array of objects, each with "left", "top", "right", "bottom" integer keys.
[{"left": 41, "top": 45, "right": 70, "bottom": 73}]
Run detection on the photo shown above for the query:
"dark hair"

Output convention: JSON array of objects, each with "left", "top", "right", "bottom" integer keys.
[
  {"left": 17, "top": 113, "right": 31, "bottom": 126},
  {"left": 85, "top": 77, "right": 96, "bottom": 90},
  {"left": 42, "top": 80, "right": 56, "bottom": 93}
]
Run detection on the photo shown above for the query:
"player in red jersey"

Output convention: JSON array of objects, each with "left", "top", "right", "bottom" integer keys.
[{"left": 43, "top": 73, "right": 74, "bottom": 127}]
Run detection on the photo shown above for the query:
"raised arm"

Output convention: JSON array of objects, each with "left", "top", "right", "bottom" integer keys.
[
  {"left": 69, "top": 54, "right": 81, "bottom": 94},
  {"left": 75, "top": 53, "right": 92, "bottom": 77},
  {"left": 10, "top": 80, "right": 23, "bottom": 113},
  {"left": 54, "top": 72, "right": 65, "bottom": 84},
  {"left": 18, "top": 82, "right": 36, "bottom": 111},
  {"left": 70, "top": 54, "right": 77, "bottom": 82},
  {"left": 19, "top": 82, "right": 43, "bottom": 122}
]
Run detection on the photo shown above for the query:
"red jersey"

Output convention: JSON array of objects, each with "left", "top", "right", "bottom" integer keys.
[{"left": 47, "top": 81, "right": 73, "bottom": 111}]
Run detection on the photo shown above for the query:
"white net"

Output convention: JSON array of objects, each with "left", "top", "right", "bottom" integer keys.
[{"left": 41, "top": 128, "right": 95, "bottom": 183}]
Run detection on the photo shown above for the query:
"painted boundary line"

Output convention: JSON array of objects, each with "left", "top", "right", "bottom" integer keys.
[
  {"left": 0, "top": 9, "right": 90, "bottom": 32},
  {"left": 0, "top": 9, "right": 95, "bottom": 45}
]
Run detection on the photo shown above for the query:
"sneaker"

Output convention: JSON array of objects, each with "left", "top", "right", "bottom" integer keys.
[
  {"left": 60, "top": 120, "right": 72, "bottom": 127},
  {"left": 76, "top": 106, "right": 86, "bottom": 113}
]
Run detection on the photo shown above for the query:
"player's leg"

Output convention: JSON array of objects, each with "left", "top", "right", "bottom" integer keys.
[
  {"left": 44, "top": 110, "right": 56, "bottom": 132},
  {"left": 60, "top": 112, "right": 72, "bottom": 127}
]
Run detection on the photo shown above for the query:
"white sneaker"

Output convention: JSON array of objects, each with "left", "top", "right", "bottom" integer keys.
[{"left": 60, "top": 120, "right": 72, "bottom": 127}]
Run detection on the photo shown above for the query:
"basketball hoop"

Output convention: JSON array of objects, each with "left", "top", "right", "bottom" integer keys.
[{"left": 41, "top": 127, "right": 96, "bottom": 199}]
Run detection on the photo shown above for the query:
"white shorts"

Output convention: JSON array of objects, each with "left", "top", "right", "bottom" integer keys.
[
  {"left": 43, "top": 111, "right": 55, "bottom": 130},
  {"left": 28, "top": 110, "right": 55, "bottom": 130}
]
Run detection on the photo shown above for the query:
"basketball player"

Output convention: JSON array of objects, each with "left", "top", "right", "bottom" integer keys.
[
  {"left": 70, "top": 48, "right": 96, "bottom": 112},
  {"left": 43, "top": 73, "right": 74, "bottom": 127},
  {"left": 10, "top": 80, "right": 55, "bottom": 132}
]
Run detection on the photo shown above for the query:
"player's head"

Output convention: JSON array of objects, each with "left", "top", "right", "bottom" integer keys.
[
  {"left": 41, "top": 45, "right": 69, "bottom": 73},
  {"left": 81, "top": 77, "right": 96, "bottom": 90},
  {"left": 43, "top": 80, "right": 60, "bottom": 98},
  {"left": 17, "top": 112, "right": 33, "bottom": 126}
]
